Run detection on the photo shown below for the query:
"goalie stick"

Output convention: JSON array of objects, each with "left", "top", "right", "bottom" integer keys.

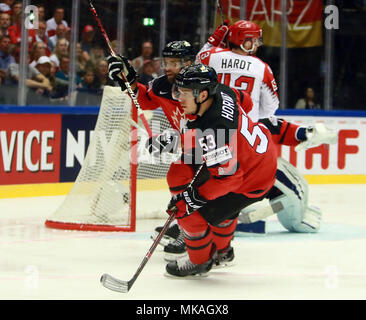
[
  {"left": 88, "top": 0, "right": 152, "bottom": 137},
  {"left": 100, "top": 163, "right": 205, "bottom": 293}
]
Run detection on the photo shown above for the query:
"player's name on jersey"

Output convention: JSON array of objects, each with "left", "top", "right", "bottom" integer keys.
[
  {"left": 221, "top": 58, "right": 252, "bottom": 71},
  {"left": 221, "top": 92, "right": 235, "bottom": 122}
]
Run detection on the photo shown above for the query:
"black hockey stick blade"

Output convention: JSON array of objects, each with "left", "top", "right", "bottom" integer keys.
[
  {"left": 100, "top": 273, "right": 131, "bottom": 293},
  {"left": 100, "top": 213, "right": 176, "bottom": 293}
]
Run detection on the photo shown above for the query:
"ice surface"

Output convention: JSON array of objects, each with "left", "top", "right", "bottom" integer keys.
[{"left": 0, "top": 184, "right": 366, "bottom": 300}]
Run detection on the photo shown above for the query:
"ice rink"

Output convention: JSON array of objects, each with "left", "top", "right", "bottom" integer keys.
[{"left": 1, "top": 184, "right": 366, "bottom": 300}]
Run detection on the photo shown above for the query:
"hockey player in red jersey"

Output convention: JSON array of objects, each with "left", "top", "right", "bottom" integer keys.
[
  {"left": 107, "top": 42, "right": 336, "bottom": 266},
  {"left": 197, "top": 20, "right": 279, "bottom": 122},
  {"left": 107, "top": 41, "right": 195, "bottom": 134},
  {"left": 197, "top": 19, "right": 337, "bottom": 236},
  {"left": 164, "top": 64, "right": 278, "bottom": 277}
]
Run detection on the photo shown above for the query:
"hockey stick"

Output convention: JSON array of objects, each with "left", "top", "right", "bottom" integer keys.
[
  {"left": 217, "top": 0, "right": 225, "bottom": 24},
  {"left": 100, "top": 163, "right": 205, "bottom": 293},
  {"left": 88, "top": 0, "right": 153, "bottom": 137}
]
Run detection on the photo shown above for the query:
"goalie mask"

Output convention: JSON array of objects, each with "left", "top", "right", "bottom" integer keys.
[{"left": 227, "top": 20, "right": 263, "bottom": 54}]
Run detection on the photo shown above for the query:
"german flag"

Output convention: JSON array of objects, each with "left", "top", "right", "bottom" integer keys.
[{"left": 216, "top": 0, "right": 323, "bottom": 48}]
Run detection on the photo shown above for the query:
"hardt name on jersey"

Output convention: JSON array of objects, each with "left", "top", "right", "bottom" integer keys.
[{"left": 197, "top": 44, "right": 279, "bottom": 122}]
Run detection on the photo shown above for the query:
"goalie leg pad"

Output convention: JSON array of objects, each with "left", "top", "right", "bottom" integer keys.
[{"left": 272, "top": 158, "right": 322, "bottom": 233}]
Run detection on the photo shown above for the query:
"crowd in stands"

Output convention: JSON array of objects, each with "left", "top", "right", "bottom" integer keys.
[{"left": 0, "top": 1, "right": 162, "bottom": 105}]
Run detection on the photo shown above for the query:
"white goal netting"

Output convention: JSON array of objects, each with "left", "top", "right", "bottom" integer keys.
[{"left": 45, "top": 86, "right": 179, "bottom": 231}]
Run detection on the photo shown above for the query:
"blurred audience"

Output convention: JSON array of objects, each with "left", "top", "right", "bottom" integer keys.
[
  {"left": 10, "top": 0, "right": 21, "bottom": 23},
  {"left": 0, "top": 12, "right": 11, "bottom": 37},
  {"left": 46, "top": 6, "right": 68, "bottom": 38},
  {"left": 95, "top": 59, "right": 114, "bottom": 89},
  {"left": 8, "top": 12, "right": 36, "bottom": 45},
  {"left": 6, "top": 49, "right": 53, "bottom": 99},
  {"left": 0, "top": 0, "right": 13, "bottom": 15},
  {"left": 76, "top": 42, "right": 89, "bottom": 76},
  {"left": 0, "top": 34, "right": 14, "bottom": 84},
  {"left": 132, "top": 40, "right": 154, "bottom": 75},
  {"left": 48, "top": 23, "right": 69, "bottom": 52},
  {"left": 85, "top": 45, "right": 105, "bottom": 70},
  {"left": 29, "top": 41, "right": 48, "bottom": 68},
  {"left": 36, "top": 4, "right": 46, "bottom": 23},
  {"left": 80, "top": 25, "right": 95, "bottom": 58},
  {"left": 295, "top": 87, "right": 321, "bottom": 110},
  {"left": 80, "top": 67, "right": 100, "bottom": 90},
  {"left": 138, "top": 59, "right": 157, "bottom": 85},
  {"left": 50, "top": 38, "right": 69, "bottom": 68}
]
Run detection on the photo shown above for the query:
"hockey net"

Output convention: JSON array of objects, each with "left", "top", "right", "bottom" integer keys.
[{"left": 45, "top": 86, "right": 178, "bottom": 231}]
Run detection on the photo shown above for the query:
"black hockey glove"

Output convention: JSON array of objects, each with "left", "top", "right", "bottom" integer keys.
[
  {"left": 146, "top": 129, "right": 180, "bottom": 155},
  {"left": 167, "top": 186, "right": 207, "bottom": 218},
  {"left": 107, "top": 54, "right": 137, "bottom": 91}
]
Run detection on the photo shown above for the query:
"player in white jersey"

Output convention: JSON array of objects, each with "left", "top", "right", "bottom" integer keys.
[
  {"left": 196, "top": 20, "right": 279, "bottom": 122},
  {"left": 196, "top": 19, "right": 337, "bottom": 238}
]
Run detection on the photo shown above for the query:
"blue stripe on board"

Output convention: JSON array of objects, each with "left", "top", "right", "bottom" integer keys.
[
  {"left": 275, "top": 109, "right": 366, "bottom": 117},
  {"left": 1, "top": 105, "right": 366, "bottom": 117},
  {"left": 0, "top": 105, "right": 100, "bottom": 114}
]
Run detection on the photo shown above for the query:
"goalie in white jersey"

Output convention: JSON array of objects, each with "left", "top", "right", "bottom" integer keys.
[{"left": 196, "top": 19, "right": 279, "bottom": 122}]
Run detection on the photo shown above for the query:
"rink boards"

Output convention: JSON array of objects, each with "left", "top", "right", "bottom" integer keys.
[{"left": 0, "top": 107, "right": 365, "bottom": 198}]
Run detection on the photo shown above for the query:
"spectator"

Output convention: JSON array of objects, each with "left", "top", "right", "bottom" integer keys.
[
  {"left": 80, "top": 67, "right": 99, "bottom": 90},
  {"left": 50, "top": 38, "right": 69, "bottom": 68},
  {"left": 8, "top": 12, "right": 36, "bottom": 45},
  {"left": 48, "top": 23, "right": 68, "bottom": 52},
  {"left": 95, "top": 59, "right": 114, "bottom": 89},
  {"left": 138, "top": 59, "right": 157, "bottom": 85},
  {"left": 80, "top": 24, "right": 95, "bottom": 57},
  {"left": 55, "top": 54, "right": 81, "bottom": 85},
  {"left": 6, "top": 50, "right": 53, "bottom": 97},
  {"left": 29, "top": 41, "right": 48, "bottom": 68},
  {"left": 76, "top": 67, "right": 103, "bottom": 105},
  {"left": 0, "top": 12, "right": 11, "bottom": 37},
  {"left": 85, "top": 45, "right": 105, "bottom": 70},
  {"left": 10, "top": 1, "right": 21, "bottom": 23},
  {"left": 295, "top": 87, "right": 321, "bottom": 110},
  {"left": 0, "top": 34, "right": 14, "bottom": 84},
  {"left": 34, "top": 21, "right": 51, "bottom": 55},
  {"left": 132, "top": 40, "right": 153, "bottom": 74},
  {"left": 65, "top": 26, "right": 71, "bottom": 42},
  {"left": 76, "top": 42, "right": 88, "bottom": 76},
  {"left": 36, "top": 4, "right": 46, "bottom": 23},
  {"left": 0, "top": 0, "right": 13, "bottom": 14},
  {"left": 46, "top": 7, "right": 68, "bottom": 38},
  {"left": 152, "top": 57, "right": 163, "bottom": 76},
  {"left": 53, "top": 54, "right": 81, "bottom": 99}
]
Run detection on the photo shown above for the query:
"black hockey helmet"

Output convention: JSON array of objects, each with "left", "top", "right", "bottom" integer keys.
[
  {"left": 162, "top": 40, "right": 195, "bottom": 60},
  {"left": 174, "top": 63, "right": 218, "bottom": 97}
]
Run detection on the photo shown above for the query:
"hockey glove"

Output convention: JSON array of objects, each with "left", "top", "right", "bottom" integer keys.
[
  {"left": 208, "top": 19, "right": 230, "bottom": 48},
  {"left": 107, "top": 54, "right": 137, "bottom": 91},
  {"left": 167, "top": 186, "right": 207, "bottom": 218},
  {"left": 295, "top": 123, "right": 337, "bottom": 152},
  {"left": 146, "top": 129, "right": 180, "bottom": 155}
]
